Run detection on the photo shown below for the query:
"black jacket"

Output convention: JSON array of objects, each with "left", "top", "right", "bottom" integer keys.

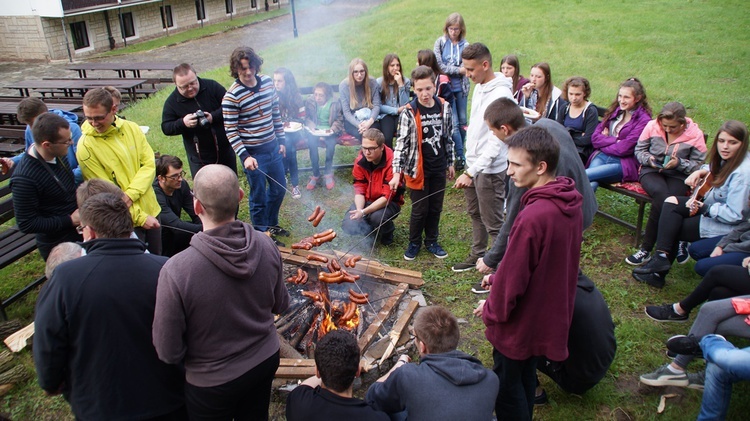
[{"left": 33, "top": 238, "right": 184, "bottom": 420}]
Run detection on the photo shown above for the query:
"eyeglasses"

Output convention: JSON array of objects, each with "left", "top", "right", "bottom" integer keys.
[
  {"left": 352, "top": 70, "right": 366, "bottom": 75},
  {"left": 76, "top": 225, "right": 86, "bottom": 234},
  {"left": 447, "top": 26, "right": 461, "bottom": 32},
  {"left": 361, "top": 146, "right": 381, "bottom": 153},
  {"left": 177, "top": 79, "right": 198, "bottom": 90},
  {"left": 165, "top": 170, "right": 186, "bottom": 181},
  {"left": 50, "top": 137, "right": 73, "bottom": 145},
  {"left": 84, "top": 110, "right": 111, "bottom": 122}
]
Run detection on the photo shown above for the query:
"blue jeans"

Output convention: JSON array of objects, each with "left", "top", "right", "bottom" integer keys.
[
  {"left": 586, "top": 152, "right": 623, "bottom": 190},
  {"left": 283, "top": 132, "right": 301, "bottom": 187},
  {"left": 690, "top": 236, "right": 750, "bottom": 276},
  {"left": 698, "top": 335, "right": 750, "bottom": 420},
  {"left": 243, "top": 149, "right": 286, "bottom": 231},
  {"left": 307, "top": 133, "right": 337, "bottom": 177},
  {"left": 451, "top": 90, "right": 467, "bottom": 159}
]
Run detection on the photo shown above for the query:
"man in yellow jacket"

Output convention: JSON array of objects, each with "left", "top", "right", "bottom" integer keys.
[{"left": 77, "top": 88, "right": 162, "bottom": 254}]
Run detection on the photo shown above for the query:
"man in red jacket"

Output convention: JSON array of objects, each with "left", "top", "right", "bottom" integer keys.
[
  {"left": 342, "top": 128, "right": 404, "bottom": 245},
  {"left": 473, "top": 126, "right": 583, "bottom": 420}
]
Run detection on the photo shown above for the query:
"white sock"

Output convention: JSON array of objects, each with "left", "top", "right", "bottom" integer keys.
[
  {"left": 667, "top": 364, "right": 684, "bottom": 374},
  {"left": 672, "top": 303, "right": 685, "bottom": 315}
]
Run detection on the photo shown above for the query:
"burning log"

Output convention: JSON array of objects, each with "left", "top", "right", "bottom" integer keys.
[
  {"left": 290, "top": 307, "right": 321, "bottom": 349},
  {"left": 277, "top": 333, "right": 303, "bottom": 360}
]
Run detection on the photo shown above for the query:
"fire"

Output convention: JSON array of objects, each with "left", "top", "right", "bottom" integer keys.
[
  {"left": 318, "top": 312, "right": 337, "bottom": 337},
  {"left": 318, "top": 304, "right": 361, "bottom": 339},
  {"left": 344, "top": 308, "right": 360, "bottom": 330}
]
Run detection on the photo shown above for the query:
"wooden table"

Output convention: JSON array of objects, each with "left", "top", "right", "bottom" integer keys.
[
  {"left": 0, "top": 101, "right": 81, "bottom": 125},
  {"left": 66, "top": 62, "right": 177, "bottom": 78},
  {"left": 4, "top": 79, "right": 147, "bottom": 101}
]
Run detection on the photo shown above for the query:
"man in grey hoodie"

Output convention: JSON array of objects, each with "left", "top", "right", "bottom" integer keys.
[
  {"left": 366, "top": 306, "right": 499, "bottom": 420},
  {"left": 153, "top": 164, "right": 290, "bottom": 420}
]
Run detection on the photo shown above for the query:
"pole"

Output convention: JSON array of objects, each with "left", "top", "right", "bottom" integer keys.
[{"left": 291, "top": 0, "right": 298, "bottom": 38}]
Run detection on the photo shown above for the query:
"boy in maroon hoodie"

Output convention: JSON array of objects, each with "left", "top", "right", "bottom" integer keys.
[{"left": 473, "top": 126, "right": 583, "bottom": 420}]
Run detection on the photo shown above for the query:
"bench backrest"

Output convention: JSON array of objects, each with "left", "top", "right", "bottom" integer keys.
[{"left": 0, "top": 172, "right": 14, "bottom": 226}]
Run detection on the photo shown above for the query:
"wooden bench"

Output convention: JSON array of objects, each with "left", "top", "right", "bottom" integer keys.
[
  {"left": 0, "top": 171, "right": 45, "bottom": 320},
  {"left": 597, "top": 182, "right": 651, "bottom": 246}
]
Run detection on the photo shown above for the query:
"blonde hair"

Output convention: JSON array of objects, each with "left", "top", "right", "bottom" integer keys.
[{"left": 347, "top": 58, "right": 373, "bottom": 109}]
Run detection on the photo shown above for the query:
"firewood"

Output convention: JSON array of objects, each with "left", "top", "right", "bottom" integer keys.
[
  {"left": 277, "top": 333, "right": 303, "bottom": 359},
  {"left": 0, "top": 384, "right": 12, "bottom": 397},
  {"left": 0, "top": 351, "right": 13, "bottom": 374},
  {"left": 0, "top": 321, "right": 22, "bottom": 340},
  {"left": 0, "top": 365, "right": 30, "bottom": 385},
  {"left": 3, "top": 322, "right": 33, "bottom": 353}
]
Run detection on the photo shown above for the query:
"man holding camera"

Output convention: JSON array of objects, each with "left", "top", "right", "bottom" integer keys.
[{"left": 162, "top": 63, "right": 238, "bottom": 178}]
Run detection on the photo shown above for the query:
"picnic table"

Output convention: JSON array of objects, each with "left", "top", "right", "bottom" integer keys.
[
  {"left": 0, "top": 101, "right": 81, "bottom": 125},
  {"left": 4, "top": 79, "right": 147, "bottom": 101},
  {"left": 66, "top": 62, "right": 177, "bottom": 79}
]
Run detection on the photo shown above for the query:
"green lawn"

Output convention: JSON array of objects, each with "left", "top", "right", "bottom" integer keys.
[{"left": 3, "top": 0, "right": 750, "bottom": 419}]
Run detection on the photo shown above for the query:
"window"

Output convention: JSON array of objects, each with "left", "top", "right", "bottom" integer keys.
[
  {"left": 225, "top": 0, "right": 234, "bottom": 14},
  {"left": 160, "top": 5, "right": 174, "bottom": 28},
  {"left": 195, "top": 0, "right": 206, "bottom": 20},
  {"left": 120, "top": 12, "right": 135, "bottom": 38},
  {"left": 70, "top": 21, "right": 90, "bottom": 50},
  {"left": 251, "top": 0, "right": 257, "bottom": 8}
]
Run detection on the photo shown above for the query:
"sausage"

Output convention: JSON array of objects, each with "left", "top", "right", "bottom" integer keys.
[
  {"left": 307, "top": 206, "right": 321, "bottom": 222},
  {"left": 307, "top": 254, "right": 329, "bottom": 263},
  {"left": 292, "top": 242, "right": 313, "bottom": 250},
  {"left": 286, "top": 276, "right": 296, "bottom": 283},
  {"left": 301, "top": 290, "right": 321, "bottom": 301},
  {"left": 326, "top": 261, "right": 335, "bottom": 273},
  {"left": 312, "top": 231, "right": 336, "bottom": 246},
  {"left": 342, "top": 302, "right": 356, "bottom": 320},
  {"left": 318, "top": 271, "right": 344, "bottom": 283},
  {"left": 313, "top": 228, "right": 334, "bottom": 239},
  {"left": 349, "top": 289, "right": 368, "bottom": 300},
  {"left": 350, "top": 295, "right": 369, "bottom": 304},
  {"left": 312, "top": 209, "right": 326, "bottom": 227},
  {"left": 344, "top": 255, "right": 361, "bottom": 267},
  {"left": 298, "top": 270, "right": 308, "bottom": 285},
  {"left": 330, "top": 259, "right": 341, "bottom": 271},
  {"left": 351, "top": 255, "right": 362, "bottom": 264},
  {"left": 342, "top": 269, "right": 360, "bottom": 281},
  {"left": 340, "top": 271, "right": 357, "bottom": 283}
]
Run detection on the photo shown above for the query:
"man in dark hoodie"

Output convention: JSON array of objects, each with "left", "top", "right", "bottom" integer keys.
[
  {"left": 153, "top": 164, "right": 290, "bottom": 420},
  {"left": 474, "top": 126, "right": 583, "bottom": 420},
  {"left": 366, "top": 306, "right": 498, "bottom": 420}
]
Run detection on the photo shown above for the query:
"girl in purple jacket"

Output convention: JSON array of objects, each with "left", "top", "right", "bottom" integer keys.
[{"left": 586, "top": 78, "right": 652, "bottom": 190}]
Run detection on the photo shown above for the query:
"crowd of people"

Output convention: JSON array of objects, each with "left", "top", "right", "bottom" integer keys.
[{"left": 4, "top": 9, "right": 749, "bottom": 421}]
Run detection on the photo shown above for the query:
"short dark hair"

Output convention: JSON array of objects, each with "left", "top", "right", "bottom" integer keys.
[
  {"left": 31, "top": 113, "right": 69, "bottom": 146},
  {"left": 314, "top": 330, "right": 360, "bottom": 393},
  {"left": 362, "top": 128, "right": 385, "bottom": 146},
  {"left": 413, "top": 306, "right": 459, "bottom": 354},
  {"left": 80, "top": 193, "right": 133, "bottom": 239},
  {"left": 506, "top": 126, "right": 560, "bottom": 175},
  {"left": 76, "top": 178, "right": 122, "bottom": 207},
  {"left": 461, "top": 42, "right": 492, "bottom": 67},
  {"left": 193, "top": 164, "right": 240, "bottom": 223},
  {"left": 172, "top": 63, "right": 197, "bottom": 82},
  {"left": 83, "top": 87, "right": 114, "bottom": 110},
  {"left": 657, "top": 102, "right": 687, "bottom": 126},
  {"left": 313, "top": 82, "right": 333, "bottom": 100},
  {"left": 155, "top": 155, "right": 183, "bottom": 178},
  {"left": 484, "top": 97, "right": 526, "bottom": 131},
  {"left": 410, "top": 65, "right": 435, "bottom": 84},
  {"left": 16, "top": 98, "right": 48, "bottom": 125},
  {"left": 229, "top": 46, "right": 263, "bottom": 79}
]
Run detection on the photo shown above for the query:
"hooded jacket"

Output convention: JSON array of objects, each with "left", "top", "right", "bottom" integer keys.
[
  {"left": 14, "top": 109, "right": 83, "bottom": 184},
  {"left": 464, "top": 73, "right": 514, "bottom": 176},
  {"left": 434, "top": 36, "right": 470, "bottom": 95},
  {"left": 556, "top": 100, "right": 600, "bottom": 158},
  {"left": 483, "top": 177, "right": 583, "bottom": 361},
  {"left": 589, "top": 105, "right": 652, "bottom": 182},
  {"left": 519, "top": 85, "right": 564, "bottom": 121},
  {"left": 635, "top": 117, "right": 707, "bottom": 179},
  {"left": 352, "top": 145, "right": 404, "bottom": 205},
  {"left": 152, "top": 220, "right": 290, "bottom": 387},
  {"left": 77, "top": 116, "right": 159, "bottom": 227},
  {"left": 366, "top": 350, "right": 499, "bottom": 421}
]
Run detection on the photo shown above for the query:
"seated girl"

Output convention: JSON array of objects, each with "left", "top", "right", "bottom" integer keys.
[
  {"left": 689, "top": 218, "right": 750, "bottom": 276},
  {"left": 376, "top": 53, "right": 411, "bottom": 148},
  {"left": 556, "top": 77, "right": 600, "bottom": 163},
  {"left": 273, "top": 68, "right": 305, "bottom": 199},
  {"left": 586, "top": 78, "right": 652, "bottom": 190},
  {"left": 633, "top": 120, "right": 750, "bottom": 288},
  {"left": 339, "top": 58, "right": 381, "bottom": 141},
  {"left": 499, "top": 54, "right": 529, "bottom": 103},
  {"left": 626, "top": 102, "right": 707, "bottom": 265},
  {"left": 518, "top": 62, "right": 563, "bottom": 121},
  {"left": 304, "top": 82, "right": 344, "bottom": 190}
]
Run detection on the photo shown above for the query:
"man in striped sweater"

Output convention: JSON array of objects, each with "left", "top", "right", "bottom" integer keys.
[{"left": 222, "top": 46, "right": 288, "bottom": 246}]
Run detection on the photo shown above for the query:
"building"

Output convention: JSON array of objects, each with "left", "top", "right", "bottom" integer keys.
[{"left": 0, "top": 0, "right": 287, "bottom": 62}]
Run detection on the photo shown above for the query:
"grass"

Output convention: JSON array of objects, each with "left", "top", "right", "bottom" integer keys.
[{"left": 3, "top": 0, "right": 750, "bottom": 418}]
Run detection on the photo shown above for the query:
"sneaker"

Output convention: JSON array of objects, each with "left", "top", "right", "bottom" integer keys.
[
  {"left": 639, "top": 364, "right": 688, "bottom": 387},
  {"left": 645, "top": 304, "right": 689, "bottom": 322},
  {"left": 471, "top": 281, "right": 490, "bottom": 294},
  {"left": 324, "top": 174, "right": 335, "bottom": 190},
  {"left": 404, "top": 242, "right": 420, "bottom": 260},
  {"left": 291, "top": 186, "right": 301, "bottom": 199},
  {"left": 270, "top": 235, "right": 285, "bottom": 247},
  {"left": 426, "top": 242, "right": 448, "bottom": 259},
  {"left": 306, "top": 176, "right": 319, "bottom": 190},
  {"left": 451, "top": 257, "right": 477, "bottom": 272},
  {"left": 534, "top": 389, "right": 548, "bottom": 406},
  {"left": 687, "top": 370, "right": 705, "bottom": 390},
  {"left": 632, "top": 271, "right": 666, "bottom": 289},
  {"left": 380, "top": 232, "right": 394, "bottom": 246},
  {"left": 633, "top": 253, "right": 671, "bottom": 274},
  {"left": 676, "top": 241, "right": 690, "bottom": 264},
  {"left": 625, "top": 249, "right": 651, "bottom": 266},
  {"left": 268, "top": 226, "right": 290, "bottom": 237},
  {"left": 666, "top": 335, "right": 703, "bottom": 357}
]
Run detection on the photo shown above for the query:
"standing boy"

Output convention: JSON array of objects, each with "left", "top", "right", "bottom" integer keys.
[
  {"left": 474, "top": 126, "right": 583, "bottom": 420},
  {"left": 390, "top": 65, "right": 454, "bottom": 260}
]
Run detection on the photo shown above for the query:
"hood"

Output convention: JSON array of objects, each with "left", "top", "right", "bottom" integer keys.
[
  {"left": 50, "top": 109, "right": 80, "bottom": 125},
  {"left": 81, "top": 115, "right": 125, "bottom": 138},
  {"left": 476, "top": 73, "right": 513, "bottom": 94},
  {"left": 189, "top": 220, "right": 263, "bottom": 279},
  {"left": 420, "top": 350, "right": 492, "bottom": 386},
  {"left": 674, "top": 118, "right": 707, "bottom": 151},
  {"left": 521, "top": 176, "right": 582, "bottom": 218}
]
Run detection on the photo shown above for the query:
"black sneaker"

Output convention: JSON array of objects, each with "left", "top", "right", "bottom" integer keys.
[
  {"left": 452, "top": 258, "right": 476, "bottom": 272},
  {"left": 271, "top": 235, "right": 286, "bottom": 247},
  {"left": 534, "top": 389, "right": 548, "bottom": 406},
  {"left": 404, "top": 242, "right": 420, "bottom": 261},
  {"left": 625, "top": 249, "right": 651, "bottom": 265},
  {"left": 632, "top": 271, "right": 666, "bottom": 288},
  {"left": 666, "top": 334, "right": 703, "bottom": 356},
  {"left": 425, "top": 242, "right": 448, "bottom": 259},
  {"left": 633, "top": 253, "right": 671, "bottom": 274},
  {"left": 645, "top": 304, "right": 688, "bottom": 322},
  {"left": 471, "top": 281, "right": 490, "bottom": 294},
  {"left": 269, "top": 226, "right": 290, "bottom": 237},
  {"left": 676, "top": 241, "right": 690, "bottom": 264}
]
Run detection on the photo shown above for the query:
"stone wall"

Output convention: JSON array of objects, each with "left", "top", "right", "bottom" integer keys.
[{"left": 0, "top": 0, "right": 288, "bottom": 62}]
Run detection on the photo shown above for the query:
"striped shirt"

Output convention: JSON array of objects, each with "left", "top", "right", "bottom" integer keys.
[{"left": 222, "top": 74, "right": 285, "bottom": 163}]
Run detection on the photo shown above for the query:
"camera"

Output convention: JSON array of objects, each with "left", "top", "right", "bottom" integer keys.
[{"left": 194, "top": 110, "right": 210, "bottom": 128}]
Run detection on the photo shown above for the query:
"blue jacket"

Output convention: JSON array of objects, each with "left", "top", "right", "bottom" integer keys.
[
  {"left": 13, "top": 109, "right": 82, "bottom": 184},
  {"left": 700, "top": 152, "right": 750, "bottom": 238}
]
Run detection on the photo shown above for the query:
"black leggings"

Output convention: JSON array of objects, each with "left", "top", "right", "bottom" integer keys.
[
  {"left": 655, "top": 196, "right": 702, "bottom": 257},
  {"left": 639, "top": 173, "right": 689, "bottom": 251},
  {"left": 378, "top": 114, "right": 397, "bottom": 149},
  {"left": 680, "top": 265, "right": 750, "bottom": 312}
]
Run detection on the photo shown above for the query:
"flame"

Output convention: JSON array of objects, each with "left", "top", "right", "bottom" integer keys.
[
  {"left": 317, "top": 304, "right": 361, "bottom": 339},
  {"left": 344, "top": 308, "right": 360, "bottom": 330},
  {"left": 319, "top": 312, "right": 337, "bottom": 337}
]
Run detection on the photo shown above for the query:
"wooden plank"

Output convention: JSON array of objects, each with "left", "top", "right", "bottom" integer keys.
[
  {"left": 4, "top": 322, "right": 33, "bottom": 352},
  {"left": 357, "top": 283, "right": 409, "bottom": 351},
  {"left": 379, "top": 299, "right": 419, "bottom": 364},
  {"left": 279, "top": 358, "right": 316, "bottom": 367},
  {"left": 275, "top": 358, "right": 316, "bottom": 379}
]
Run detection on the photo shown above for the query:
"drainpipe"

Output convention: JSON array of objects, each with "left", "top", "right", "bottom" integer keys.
[
  {"left": 118, "top": 7, "right": 127, "bottom": 47},
  {"left": 103, "top": 10, "right": 116, "bottom": 50},
  {"left": 61, "top": 18, "right": 72, "bottom": 62}
]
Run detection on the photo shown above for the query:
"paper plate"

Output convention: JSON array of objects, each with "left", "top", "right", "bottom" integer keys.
[{"left": 520, "top": 107, "right": 541, "bottom": 120}]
